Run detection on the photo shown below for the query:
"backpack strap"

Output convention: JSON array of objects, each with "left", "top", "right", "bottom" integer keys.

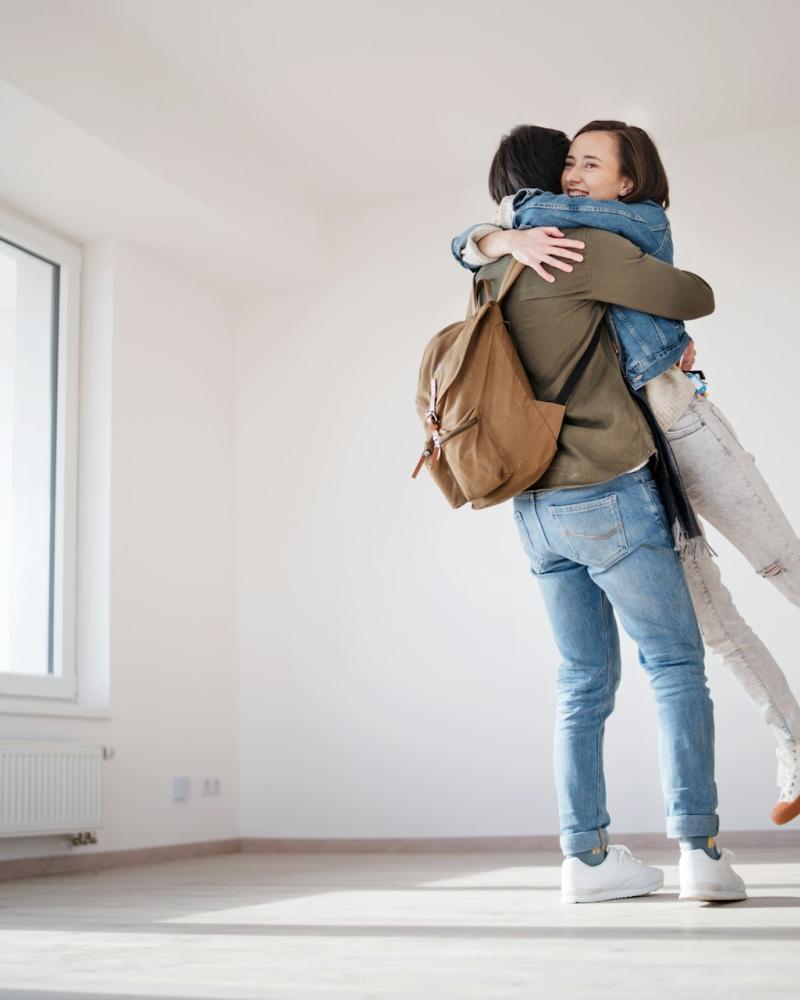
[
  {"left": 469, "top": 258, "right": 525, "bottom": 315},
  {"left": 554, "top": 326, "right": 604, "bottom": 406},
  {"left": 468, "top": 257, "right": 603, "bottom": 406},
  {"left": 495, "top": 259, "right": 526, "bottom": 302},
  {"left": 468, "top": 278, "right": 494, "bottom": 316},
  {"left": 470, "top": 256, "right": 600, "bottom": 406}
]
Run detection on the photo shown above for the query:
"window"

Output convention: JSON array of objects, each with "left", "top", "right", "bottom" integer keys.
[{"left": 0, "top": 208, "right": 81, "bottom": 700}]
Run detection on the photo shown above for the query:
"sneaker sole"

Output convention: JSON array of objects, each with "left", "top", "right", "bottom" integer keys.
[
  {"left": 562, "top": 874, "right": 664, "bottom": 904},
  {"left": 679, "top": 885, "right": 747, "bottom": 902}
]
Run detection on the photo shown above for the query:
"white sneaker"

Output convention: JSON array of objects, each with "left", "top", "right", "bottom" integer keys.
[
  {"left": 678, "top": 846, "right": 747, "bottom": 902},
  {"left": 561, "top": 844, "right": 664, "bottom": 904},
  {"left": 771, "top": 742, "right": 800, "bottom": 825}
]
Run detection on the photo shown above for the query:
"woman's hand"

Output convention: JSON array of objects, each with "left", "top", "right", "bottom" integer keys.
[
  {"left": 679, "top": 339, "right": 697, "bottom": 370},
  {"left": 476, "top": 227, "right": 585, "bottom": 283},
  {"left": 509, "top": 227, "right": 585, "bottom": 284}
]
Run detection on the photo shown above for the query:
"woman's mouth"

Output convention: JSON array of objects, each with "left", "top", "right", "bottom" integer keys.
[{"left": 568, "top": 189, "right": 589, "bottom": 197}]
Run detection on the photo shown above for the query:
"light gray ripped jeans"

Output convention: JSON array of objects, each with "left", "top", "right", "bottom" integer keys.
[{"left": 665, "top": 394, "right": 800, "bottom": 746}]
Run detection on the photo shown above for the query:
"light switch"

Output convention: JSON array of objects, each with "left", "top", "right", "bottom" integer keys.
[{"left": 172, "top": 776, "right": 191, "bottom": 802}]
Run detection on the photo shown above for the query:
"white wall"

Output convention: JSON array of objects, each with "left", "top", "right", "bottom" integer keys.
[
  {"left": 2, "top": 122, "right": 797, "bottom": 859},
  {"left": 236, "top": 124, "right": 800, "bottom": 839},
  {"left": 1, "top": 240, "right": 240, "bottom": 859},
  {"left": 236, "top": 184, "right": 588, "bottom": 839}
]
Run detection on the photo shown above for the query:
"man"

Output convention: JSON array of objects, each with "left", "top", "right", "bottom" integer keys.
[{"left": 467, "top": 125, "right": 745, "bottom": 903}]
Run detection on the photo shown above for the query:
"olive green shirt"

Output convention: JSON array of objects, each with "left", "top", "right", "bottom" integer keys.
[{"left": 477, "top": 227, "right": 714, "bottom": 490}]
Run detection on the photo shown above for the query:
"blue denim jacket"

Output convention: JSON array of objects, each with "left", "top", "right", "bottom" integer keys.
[{"left": 451, "top": 190, "right": 691, "bottom": 388}]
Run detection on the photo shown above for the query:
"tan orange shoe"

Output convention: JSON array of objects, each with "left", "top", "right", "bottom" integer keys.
[{"left": 771, "top": 743, "right": 800, "bottom": 825}]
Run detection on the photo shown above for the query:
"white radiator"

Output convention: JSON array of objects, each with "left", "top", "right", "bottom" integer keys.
[{"left": 0, "top": 740, "right": 106, "bottom": 838}]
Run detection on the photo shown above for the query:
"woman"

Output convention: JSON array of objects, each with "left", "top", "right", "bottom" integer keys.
[{"left": 453, "top": 121, "right": 800, "bottom": 826}]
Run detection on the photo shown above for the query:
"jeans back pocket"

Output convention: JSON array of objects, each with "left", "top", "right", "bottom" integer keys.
[{"left": 550, "top": 495, "right": 628, "bottom": 569}]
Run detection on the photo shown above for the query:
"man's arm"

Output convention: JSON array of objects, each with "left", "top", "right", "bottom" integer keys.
[{"left": 586, "top": 230, "right": 713, "bottom": 320}]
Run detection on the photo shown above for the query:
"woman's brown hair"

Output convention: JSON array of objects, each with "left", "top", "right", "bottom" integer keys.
[{"left": 573, "top": 120, "right": 670, "bottom": 209}]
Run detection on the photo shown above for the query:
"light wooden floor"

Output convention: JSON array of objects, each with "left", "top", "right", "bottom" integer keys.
[{"left": 0, "top": 846, "right": 798, "bottom": 1000}]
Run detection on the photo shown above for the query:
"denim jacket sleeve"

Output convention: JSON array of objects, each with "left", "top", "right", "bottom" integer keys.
[
  {"left": 451, "top": 224, "right": 496, "bottom": 272},
  {"left": 511, "top": 189, "right": 672, "bottom": 262}
]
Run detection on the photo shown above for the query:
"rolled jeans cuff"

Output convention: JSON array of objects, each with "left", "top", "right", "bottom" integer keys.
[
  {"left": 666, "top": 814, "right": 719, "bottom": 840},
  {"left": 560, "top": 827, "right": 609, "bottom": 857}
]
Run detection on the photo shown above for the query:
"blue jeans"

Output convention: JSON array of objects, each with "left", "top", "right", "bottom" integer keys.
[{"left": 512, "top": 467, "right": 719, "bottom": 855}]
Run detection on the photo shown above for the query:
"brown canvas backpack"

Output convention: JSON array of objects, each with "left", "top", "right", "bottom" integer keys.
[{"left": 412, "top": 257, "right": 601, "bottom": 509}]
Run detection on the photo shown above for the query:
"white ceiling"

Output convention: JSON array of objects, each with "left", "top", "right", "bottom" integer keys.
[{"left": 0, "top": 0, "right": 797, "bottom": 295}]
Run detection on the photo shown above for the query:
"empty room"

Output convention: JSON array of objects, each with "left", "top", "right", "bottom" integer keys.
[{"left": 0, "top": 1, "right": 799, "bottom": 998}]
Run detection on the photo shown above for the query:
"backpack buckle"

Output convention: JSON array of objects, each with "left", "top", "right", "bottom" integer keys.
[{"left": 427, "top": 378, "right": 439, "bottom": 427}]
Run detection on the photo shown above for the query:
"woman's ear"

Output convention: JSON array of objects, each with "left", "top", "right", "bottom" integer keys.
[{"left": 620, "top": 178, "right": 633, "bottom": 197}]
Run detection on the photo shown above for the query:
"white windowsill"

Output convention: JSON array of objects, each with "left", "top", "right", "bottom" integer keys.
[{"left": 0, "top": 699, "right": 111, "bottom": 720}]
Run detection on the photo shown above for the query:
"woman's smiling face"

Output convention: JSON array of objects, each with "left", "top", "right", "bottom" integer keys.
[{"left": 561, "top": 131, "right": 633, "bottom": 201}]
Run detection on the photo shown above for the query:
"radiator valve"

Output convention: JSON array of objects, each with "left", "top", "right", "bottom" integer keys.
[{"left": 70, "top": 831, "right": 98, "bottom": 847}]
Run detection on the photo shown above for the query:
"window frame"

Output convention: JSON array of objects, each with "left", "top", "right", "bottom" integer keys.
[{"left": 0, "top": 205, "right": 81, "bottom": 700}]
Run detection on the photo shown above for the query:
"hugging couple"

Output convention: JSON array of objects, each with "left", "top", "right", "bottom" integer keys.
[{"left": 449, "top": 120, "right": 800, "bottom": 903}]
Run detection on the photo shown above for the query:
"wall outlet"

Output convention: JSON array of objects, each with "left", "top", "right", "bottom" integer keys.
[
  {"left": 201, "top": 777, "right": 222, "bottom": 797},
  {"left": 172, "top": 776, "right": 191, "bottom": 802}
]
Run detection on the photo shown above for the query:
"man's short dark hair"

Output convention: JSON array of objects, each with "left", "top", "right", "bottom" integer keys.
[{"left": 488, "top": 125, "right": 571, "bottom": 204}]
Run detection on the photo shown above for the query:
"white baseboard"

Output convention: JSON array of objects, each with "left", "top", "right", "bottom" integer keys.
[{"left": 1, "top": 830, "right": 797, "bottom": 882}]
